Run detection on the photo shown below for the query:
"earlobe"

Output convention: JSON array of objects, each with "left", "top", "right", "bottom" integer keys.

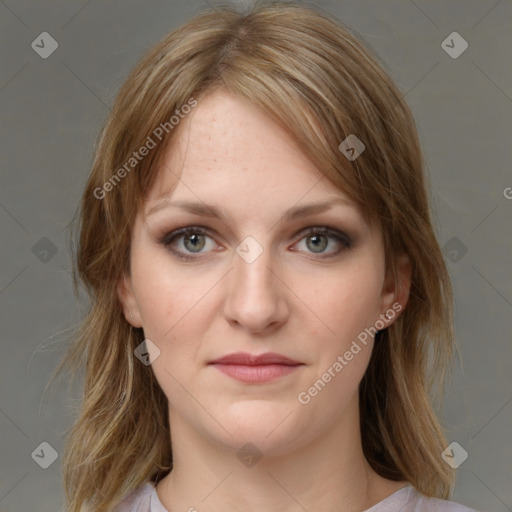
[
  {"left": 394, "top": 252, "right": 412, "bottom": 312},
  {"left": 380, "top": 252, "right": 411, "bottom": 327},
  {"left": 116, "top": 274, "right": 143, "bottom": 328}
]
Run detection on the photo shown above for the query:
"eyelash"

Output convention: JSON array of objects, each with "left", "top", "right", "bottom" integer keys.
[{"left": 158, "top": 225, "right": 353, "bottom": 262}]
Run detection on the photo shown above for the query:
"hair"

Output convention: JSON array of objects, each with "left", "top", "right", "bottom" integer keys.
[{"left": 53, "top": 1, "right": 456, "bottom": 510}]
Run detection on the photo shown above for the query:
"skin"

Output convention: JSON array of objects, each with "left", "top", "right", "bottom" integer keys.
[{"left": 118, "top": 89, "right": 411, "bottom": 512}]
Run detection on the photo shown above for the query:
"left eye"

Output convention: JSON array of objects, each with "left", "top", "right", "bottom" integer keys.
[{"left": 292, "top": 228, "right": 352, "bottom": 256}]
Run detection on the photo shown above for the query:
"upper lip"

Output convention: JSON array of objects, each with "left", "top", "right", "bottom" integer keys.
[{"left": 209, "top": 352, "right": 303, "bottom": 366}]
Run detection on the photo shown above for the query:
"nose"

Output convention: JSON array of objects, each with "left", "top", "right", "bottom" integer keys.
[{"left": 223, "top": 242, "right": 289, "bottom": 334}]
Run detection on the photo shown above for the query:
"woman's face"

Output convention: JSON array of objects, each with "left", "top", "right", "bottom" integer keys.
[{"left": 119, "top": 89, "right": 409, "bottom": 456}]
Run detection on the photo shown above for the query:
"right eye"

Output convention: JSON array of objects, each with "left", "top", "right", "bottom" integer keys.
[{"left": 159, "top": 226, "right": 221, "bottom": 261}]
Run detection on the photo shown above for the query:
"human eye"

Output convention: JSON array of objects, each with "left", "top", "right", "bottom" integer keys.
[
  {"left": 291, "top": 226, "right": 353, "bottom": 258},
  {"left": 158, "top": 226, "right": 221, "bottom": 261}
]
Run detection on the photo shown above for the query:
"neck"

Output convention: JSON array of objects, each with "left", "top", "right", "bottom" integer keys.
[{"left": 156, "top": 394, "right": 406, "bottom": 512}]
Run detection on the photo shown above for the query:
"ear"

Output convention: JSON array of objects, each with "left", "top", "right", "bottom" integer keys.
[
  {"left": 117, "top": 273, "right": 143, "bottom": 328},
  {"left": 378, "top": 252, "right": 411, "bottom": 327}
]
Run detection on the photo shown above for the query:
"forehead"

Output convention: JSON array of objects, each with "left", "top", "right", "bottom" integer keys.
[{"left": 146, "top": 89, "right": 359, "bottom": 216}]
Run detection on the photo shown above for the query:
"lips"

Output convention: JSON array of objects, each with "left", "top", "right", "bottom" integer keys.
[
  {"left": 209, "top": 352, "right": 302, "bottom": 366},
  {"left": 208, "top": 352, "right": 304, "bottom": 384}
]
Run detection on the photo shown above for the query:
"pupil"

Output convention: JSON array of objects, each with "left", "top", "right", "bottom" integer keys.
[
  {"left": 307, "top": 234, "right": 327, "bottom": 253},
  {"left": 185, "top": 234, "right": 205, "bottom": 252}
]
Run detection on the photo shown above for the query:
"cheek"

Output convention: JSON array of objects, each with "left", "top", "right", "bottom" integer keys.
[
  {"left": 294, "top": 258, "right": 384, "bottom": 347},
  {"left": 132, "top": 264, "right": 212, "bottom": 402},
  {"left": 130, "top": 240, "right": 216, "bottom": 341},
  {"left": 292, "top": 258, "right": 384, "bottom": 404},
  {"left": 294, "top": 269, "right": 381, "bottom": 418}
]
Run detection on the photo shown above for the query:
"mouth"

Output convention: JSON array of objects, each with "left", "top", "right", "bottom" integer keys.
[{"left": 208, "top": 352, "right": 304, "bottom": 384}]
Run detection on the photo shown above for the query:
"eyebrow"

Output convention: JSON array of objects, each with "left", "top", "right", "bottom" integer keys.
[{"left": 145, "top": 198, "right": 355, "bottom": 224}]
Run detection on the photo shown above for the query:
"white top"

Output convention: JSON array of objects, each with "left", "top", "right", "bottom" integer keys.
[{"left": 114, "top": 481, "right": 481, "bottom": 511}]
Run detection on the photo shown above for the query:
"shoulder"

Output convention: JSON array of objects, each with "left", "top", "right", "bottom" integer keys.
[
  {"left": 403, "top": 486, "right": 482, "bottom": 512},
  {"left": 113, "top": 482, "right": 157, "bottom": 512}
]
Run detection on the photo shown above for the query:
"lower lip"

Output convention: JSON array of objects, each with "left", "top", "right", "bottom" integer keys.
[{"left": 210, "top": 363, "right": 301, "bottom": 383}]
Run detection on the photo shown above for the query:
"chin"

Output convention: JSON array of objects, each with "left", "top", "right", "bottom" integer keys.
[{"left": 207, "top": 402, "right": 306, "bottom": 456}]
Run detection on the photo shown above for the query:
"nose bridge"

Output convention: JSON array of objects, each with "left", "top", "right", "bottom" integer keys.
[
  {"left": 235, "top": 246, "right": 273, "bottom": 292},
  {"left": 224, "top": 236, "right": 287, "bottom": 331}
]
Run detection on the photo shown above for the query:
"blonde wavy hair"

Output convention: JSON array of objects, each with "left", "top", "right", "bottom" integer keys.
[{"left": 53, "top": 1, "right": 455, "bottom": 510}]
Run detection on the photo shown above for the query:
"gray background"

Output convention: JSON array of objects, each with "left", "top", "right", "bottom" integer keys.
[{"left": 0, "top": 1, "right": 511, "bottom": 511}]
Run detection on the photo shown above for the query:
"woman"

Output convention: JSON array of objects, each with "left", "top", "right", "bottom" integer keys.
[{"left": 56, "top": 2, "right": 480, "bottom": 511}]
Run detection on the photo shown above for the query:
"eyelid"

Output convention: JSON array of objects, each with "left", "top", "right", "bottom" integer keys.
[
  {"left": 159, "top": 225, "right": 217, "bottom": 246},
  {"left": 293, "top": 225, "right": 353, "bottom": 247}
]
